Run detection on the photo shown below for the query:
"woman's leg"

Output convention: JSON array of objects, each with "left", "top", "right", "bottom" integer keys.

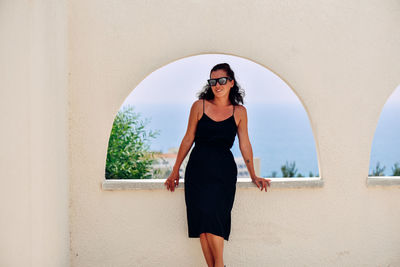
[
  {"left": 200, "top": 233, "right": 215, "bottom": 267},
  {"left": 205, "top": 233, "right": 224, "bottom": 267}
]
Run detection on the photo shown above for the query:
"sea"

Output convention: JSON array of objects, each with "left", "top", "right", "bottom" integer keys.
[{"left": 122, "top": 103, "right": 400, "bottom": 177}]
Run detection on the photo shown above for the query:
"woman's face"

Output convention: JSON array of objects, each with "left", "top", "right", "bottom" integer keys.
[{"left": 210, "top": 69, "right": 234, "bottom": 99}]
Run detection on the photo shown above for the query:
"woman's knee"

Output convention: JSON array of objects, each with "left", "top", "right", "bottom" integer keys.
[{"left": 205, "top": 232, "right": 223, "bottom": 241}]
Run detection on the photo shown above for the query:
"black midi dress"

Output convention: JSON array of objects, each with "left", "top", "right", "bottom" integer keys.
[{"left": 184, "top": 99, "right": 238, "bottom": 241}]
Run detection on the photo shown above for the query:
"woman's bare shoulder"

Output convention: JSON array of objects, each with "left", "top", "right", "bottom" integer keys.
[
  {"left": 193, "top": 99, "right": 203, "bottom": 105},
  {"left": 192, "top": 99, "right": 203, "bottom": 110},
  {"left": 234, "top": 104, "right": 247, "bottom": 126},
  {"left": 191, "top": 99, "right": 203, "bottom": 119},
  {"left": 235, "top": 104, "right": 247, "bottom": 115}
]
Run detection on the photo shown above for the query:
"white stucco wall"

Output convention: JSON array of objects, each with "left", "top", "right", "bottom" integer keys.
[
  {"left": 1, "top": 0, "right": 400, "bottom": 266},
  {"left": 68, "top": 1, "right": 400, "bottom": 266},
  {"left": 0, "top": 1, "right": 69, "bottom": 267}
]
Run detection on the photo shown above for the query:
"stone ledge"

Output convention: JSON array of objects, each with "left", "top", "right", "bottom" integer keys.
[
  {"left": 102, "top": 177, "right": 324, "bottom": 191},
  {"left": 367, "top": 176, "right": 400, "bottom": 187}
]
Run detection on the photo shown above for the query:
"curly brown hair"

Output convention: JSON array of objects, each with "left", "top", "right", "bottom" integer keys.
[{"left": 197, "top": 63, "right": 245, "bottom": 105}]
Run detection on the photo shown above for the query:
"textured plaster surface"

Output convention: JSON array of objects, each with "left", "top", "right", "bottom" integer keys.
[{"left": 27, "top": 0, "right": 400, "bottom": 266}]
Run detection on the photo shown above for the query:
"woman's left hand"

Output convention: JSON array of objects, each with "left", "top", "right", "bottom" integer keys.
[{"left": 251, "top": 176, "right": 271, "bottom": 192}]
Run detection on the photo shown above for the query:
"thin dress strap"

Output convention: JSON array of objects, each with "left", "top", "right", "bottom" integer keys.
[{"left": 233, "top": 104, "right": 235, "bottom": 115}]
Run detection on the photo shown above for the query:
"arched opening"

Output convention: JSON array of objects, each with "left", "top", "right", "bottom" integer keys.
[
  {"left": 105, "top": 54, "right": 320, "bottom": 180},
  {"left": 369, "top": 84, "right": 400, "bottom": 177}
]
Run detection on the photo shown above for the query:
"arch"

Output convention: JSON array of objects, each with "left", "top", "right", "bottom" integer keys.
[
  {"left": 368, "top": 84, "right": 400, "bottom": 177},
  {"left": 106, "top": 53, "right": 321, "bottom": 179}
]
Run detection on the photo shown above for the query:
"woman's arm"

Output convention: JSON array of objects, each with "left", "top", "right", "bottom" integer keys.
[
  {"left": 236, "top": 105, "right": 257, "bottom": 180},
  {"left": 236, "top": 105, "right": 270, "bottom": 192},
  {"left": 165, "top": 100, "right": 202, "bottom": 191},
  {"left": 170, "top": 100, "right": 202, "bottom": 176}
]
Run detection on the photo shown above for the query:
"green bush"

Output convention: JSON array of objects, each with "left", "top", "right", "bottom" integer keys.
[
  {"left": 281, "top": 160, "right": 298, "bottom": 177},
  {"left": 264, "top": 162, "right": 319, "bottom": 178},
  {"left": 370, "top": 161, "right": 386, "bottom": 176},
  {"left": 105, "top": 105, "right": 160, "bottom": 179},
  {"left": 392, "top": 162, "right": 400, "bottom": 176}
]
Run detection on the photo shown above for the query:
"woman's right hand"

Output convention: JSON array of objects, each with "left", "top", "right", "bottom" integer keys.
[
  {"left": 251, "top": 176, "right": 271, "bottom": 192},
  {"left": 164, "top": 171, "right": 180, "bottom": 192}
]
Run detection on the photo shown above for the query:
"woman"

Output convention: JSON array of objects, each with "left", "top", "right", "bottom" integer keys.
[{"left": 164, "top": 63, "right": 271, "bottom": 267}]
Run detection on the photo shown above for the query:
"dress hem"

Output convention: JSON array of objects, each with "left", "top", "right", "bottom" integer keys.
[{"left": 188, "top": 231, "right": 229, "bottom": 241}]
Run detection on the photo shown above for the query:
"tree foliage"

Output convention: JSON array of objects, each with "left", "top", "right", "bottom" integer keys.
[
  {"left": 281, "top": 160, "right": 298, "bottom": 177},
  {"left": 392, "top": 162, "right": 400, "bottom": 176},
  {"left": 368, "top": 161, "right": 400, "bottom": 176},
  {"left": 370, "top": 161, "right": 386, "bottom": 176},
  {"left": 105, "top": 105, "right": 160, "bottom": 179},
  {"left": 265, "top": 162, "right": 319, "bottom": 178}
]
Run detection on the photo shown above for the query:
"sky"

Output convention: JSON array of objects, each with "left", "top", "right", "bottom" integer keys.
[
  {"left": 122, "top": 53, "right": 400, "bottom": 108},
  {"left": 116, "top": 53, "right": 399, "bottom": 176},
  {"left": 385, "top": 85, "right": 400, "bottom": 107},
  {"left": 122, "top": 54, "right": 304, "bottom": 107}
]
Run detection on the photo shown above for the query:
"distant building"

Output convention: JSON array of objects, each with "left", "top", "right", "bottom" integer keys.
[{"left": 151, "top": 147, "right": 260, "bottom": 179}]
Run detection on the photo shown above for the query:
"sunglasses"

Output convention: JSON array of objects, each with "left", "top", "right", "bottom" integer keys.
[{"left": 207, "top": 77, "right": 232, "bottom": 86}]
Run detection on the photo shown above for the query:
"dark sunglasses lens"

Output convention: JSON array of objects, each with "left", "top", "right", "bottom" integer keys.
[
  {"left": 218, "top": 78, "right": 227, "bottom": 85},
  {"left": 208, "top": 79, "right": 217, "bottom": 86}
]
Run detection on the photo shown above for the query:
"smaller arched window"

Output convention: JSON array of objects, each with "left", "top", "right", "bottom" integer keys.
[{"left": 368, "top": 85, "right": 400, "bottom": 185}]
